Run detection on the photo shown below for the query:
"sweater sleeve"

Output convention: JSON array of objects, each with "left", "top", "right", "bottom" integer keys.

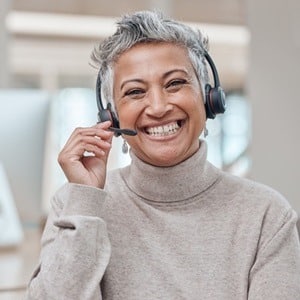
[
  {"left": 25, "top": 183, "right": 111, "bottom": 300},
  {"left": 248, "top": 207, "right": 300, "bottom": 299}
]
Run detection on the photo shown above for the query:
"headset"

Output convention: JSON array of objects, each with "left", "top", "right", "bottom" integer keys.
[
  {"left": 96, "top": 51, "right": 226, "bottom": 136},
  {"left": 203, "top": 51, "right": 226, "bottom": 119}
]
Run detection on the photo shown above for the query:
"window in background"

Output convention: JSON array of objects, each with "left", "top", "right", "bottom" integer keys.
[
  {"left": 42, "top": 88, "right": 97, "bottom": 214},
  {"left": 206, "top": 92, "right": 251, "bottom": 176},
  {"left": 0, "top": 89, "right": 50, "bottom": 224}
]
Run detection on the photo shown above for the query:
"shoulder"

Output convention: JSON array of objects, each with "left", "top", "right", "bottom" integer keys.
[
  {"left": 214, "top": 170, "right": 298, "bottom": 249},
  {"left": 216, "top": 169, "right": 292, "bottom": 213},
  {"left": 210, "top": 168, "right": 297, "bottom": 237}
]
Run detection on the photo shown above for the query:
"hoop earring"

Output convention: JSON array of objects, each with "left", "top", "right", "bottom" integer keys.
[{"left": 122, "top": 139, "right": 129, "bottom": 154}]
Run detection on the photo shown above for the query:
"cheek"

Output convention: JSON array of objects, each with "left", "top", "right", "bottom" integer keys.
[
  {"left": 189, "top": 98, "right": 206, "bottom": 133},
  {"left": 117, "top": 102, "right": 141, "bottom": 127},
  {"left": 189, "top": 93, "right": 205, "bottom": 117},
  {"left": 198, "top": 103, "right": 207, "bottom": 125}
]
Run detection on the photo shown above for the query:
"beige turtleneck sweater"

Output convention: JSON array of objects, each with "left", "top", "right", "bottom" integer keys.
[{"left": 26, "top": 141, "right": 300, "bottom": 299}]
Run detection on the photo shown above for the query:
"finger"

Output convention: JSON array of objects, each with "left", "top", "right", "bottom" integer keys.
[
  {"left": 64, "top": 125, "right": 113, "bottom": 150},
  {"left": 78, "top": 136, "right": 112, "bottom": 154},
  {"left": 94, "top": 120, "right": 112, "bottom": 129},
  {"left": 62, "top": 135, "right": 112, "bottom": 159},
  {"left": 82, "top": 143, "right": 109, "bottom": 158},
  {"left": 70, "top": 126, "right": 112, "bottom": 142}
]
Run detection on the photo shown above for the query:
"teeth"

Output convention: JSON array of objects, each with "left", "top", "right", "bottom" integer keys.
[{"left": 145, "top": 122, "right": 181, "bottom": 136}]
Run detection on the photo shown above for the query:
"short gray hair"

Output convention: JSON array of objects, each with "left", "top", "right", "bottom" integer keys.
[{"left": 91, "top": 10, "right": 210, "bottom": 108}]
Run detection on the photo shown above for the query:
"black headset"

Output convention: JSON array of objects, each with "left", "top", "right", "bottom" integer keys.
[
  {"left": 96, "top": 51, "right": 226, "bottom": 136},
  {"left": 203, "top": 51, "right": 226, "bottom": 119}
]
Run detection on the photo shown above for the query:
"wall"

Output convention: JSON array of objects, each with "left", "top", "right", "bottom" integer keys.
[
  {"left": 0, "top": 0, "right": 11, "bottom": 88},
  {"left": 246, "top": 0, "right": 300, "bottom": 213}
]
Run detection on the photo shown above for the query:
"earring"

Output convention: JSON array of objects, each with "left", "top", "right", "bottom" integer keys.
[{"left": 122, "top": 139, "right": 129, "bottom": 154}]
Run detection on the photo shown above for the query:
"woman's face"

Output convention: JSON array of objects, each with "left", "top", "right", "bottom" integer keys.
[{"left": 113, "top": 42, "right": 206, "bottom": 167}]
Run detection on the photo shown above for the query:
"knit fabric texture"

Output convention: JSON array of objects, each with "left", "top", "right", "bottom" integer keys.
[{"left": 26, "top": 141, "right": 300, "bottom": 299}]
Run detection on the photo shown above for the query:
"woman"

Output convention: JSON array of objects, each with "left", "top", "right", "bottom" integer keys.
[{"left": 26, "top": 11, "right": 300, "bottom": 299}]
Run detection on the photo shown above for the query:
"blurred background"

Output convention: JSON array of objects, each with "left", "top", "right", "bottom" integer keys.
[{"left": 0, "top": 0, "right": 299, "bottom": 298}]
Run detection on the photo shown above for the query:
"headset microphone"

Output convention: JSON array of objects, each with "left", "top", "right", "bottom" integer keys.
[
  {"left": 108, "top": 127, "right": 137, "bottom": 136},
  {"left": 96, "top": 75, "right": 137, "bottom": 137}
]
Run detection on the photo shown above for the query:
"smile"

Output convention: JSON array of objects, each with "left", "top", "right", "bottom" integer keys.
[{"left": 144, "top": 121, "right": 183, "bottom": 137}]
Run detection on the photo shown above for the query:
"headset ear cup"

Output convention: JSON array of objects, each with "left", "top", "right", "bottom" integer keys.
[
  {"left": 97, "top": 105, "right": 121, "bottom": 137},
  {"left": 205, "top": 84, "right": 226, "bottom": 119},
  {"left": 205, "top": 84, "right": 215, "bottom": 119},
  {"left": 97, "top": 104, "right": 120, "bottom": 128},
  {"left": 211, "top": 86, "right": 226, "bottom": 115},
  {"left": 98, "top": 109, "right": 112, "bottom": 123}
]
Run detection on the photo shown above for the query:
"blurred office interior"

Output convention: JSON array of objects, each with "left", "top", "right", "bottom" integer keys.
[{"left": 0, "top": 0, "right": 299, "bottom": 298}]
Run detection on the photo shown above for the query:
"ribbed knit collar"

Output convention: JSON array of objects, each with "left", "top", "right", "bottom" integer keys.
[{"left": 120, "top": 140, "right": 220, "bottom": 203}]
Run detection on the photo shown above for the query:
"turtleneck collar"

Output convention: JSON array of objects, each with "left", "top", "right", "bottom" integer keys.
[{"left": 120, "top": 141, "right": 220, "bottom": 204}]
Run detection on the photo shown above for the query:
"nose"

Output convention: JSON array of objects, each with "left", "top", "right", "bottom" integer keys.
[{"left": 145, "top": 88, "right": 173, "bottom": 118}]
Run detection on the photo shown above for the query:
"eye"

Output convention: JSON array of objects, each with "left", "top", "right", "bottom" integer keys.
[
  {"left": 166, "top": 79, "right": 187, "bottom": 91},
  {"left": 124, "top": 88, "right": 145, "bottom": 98}
]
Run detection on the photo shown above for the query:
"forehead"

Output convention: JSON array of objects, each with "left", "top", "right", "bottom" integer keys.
[{"left": 113, "top": 42, "right": 193, "bottom": 76}]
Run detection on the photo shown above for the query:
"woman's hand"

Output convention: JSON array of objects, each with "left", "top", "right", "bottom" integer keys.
[{"left": 58, "top": 121, "right": 114, "bottom": 189}]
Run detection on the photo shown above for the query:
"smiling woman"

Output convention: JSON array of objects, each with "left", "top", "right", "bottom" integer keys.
[{"left": 25, "top": 10, "right": 300, "bottom": 300}]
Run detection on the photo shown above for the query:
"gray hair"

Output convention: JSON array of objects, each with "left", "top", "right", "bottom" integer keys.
[{"left": 91, "top": 10, "right": 210, "bottom": 108}]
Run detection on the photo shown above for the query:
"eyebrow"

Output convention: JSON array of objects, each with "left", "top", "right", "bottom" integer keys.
[
  {"left": 120, "top": 68, "right": 190, "bottom": 90},
  {"left": 120, "top": 78, "right": 145, "bottom": 90},
  {"left": 163, "top": 68, "right": 189, "bottom": 78}
]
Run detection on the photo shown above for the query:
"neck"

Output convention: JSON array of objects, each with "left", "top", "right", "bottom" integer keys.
[{"left": 120, "top": 141, "right": 220, "bottom": 204}]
